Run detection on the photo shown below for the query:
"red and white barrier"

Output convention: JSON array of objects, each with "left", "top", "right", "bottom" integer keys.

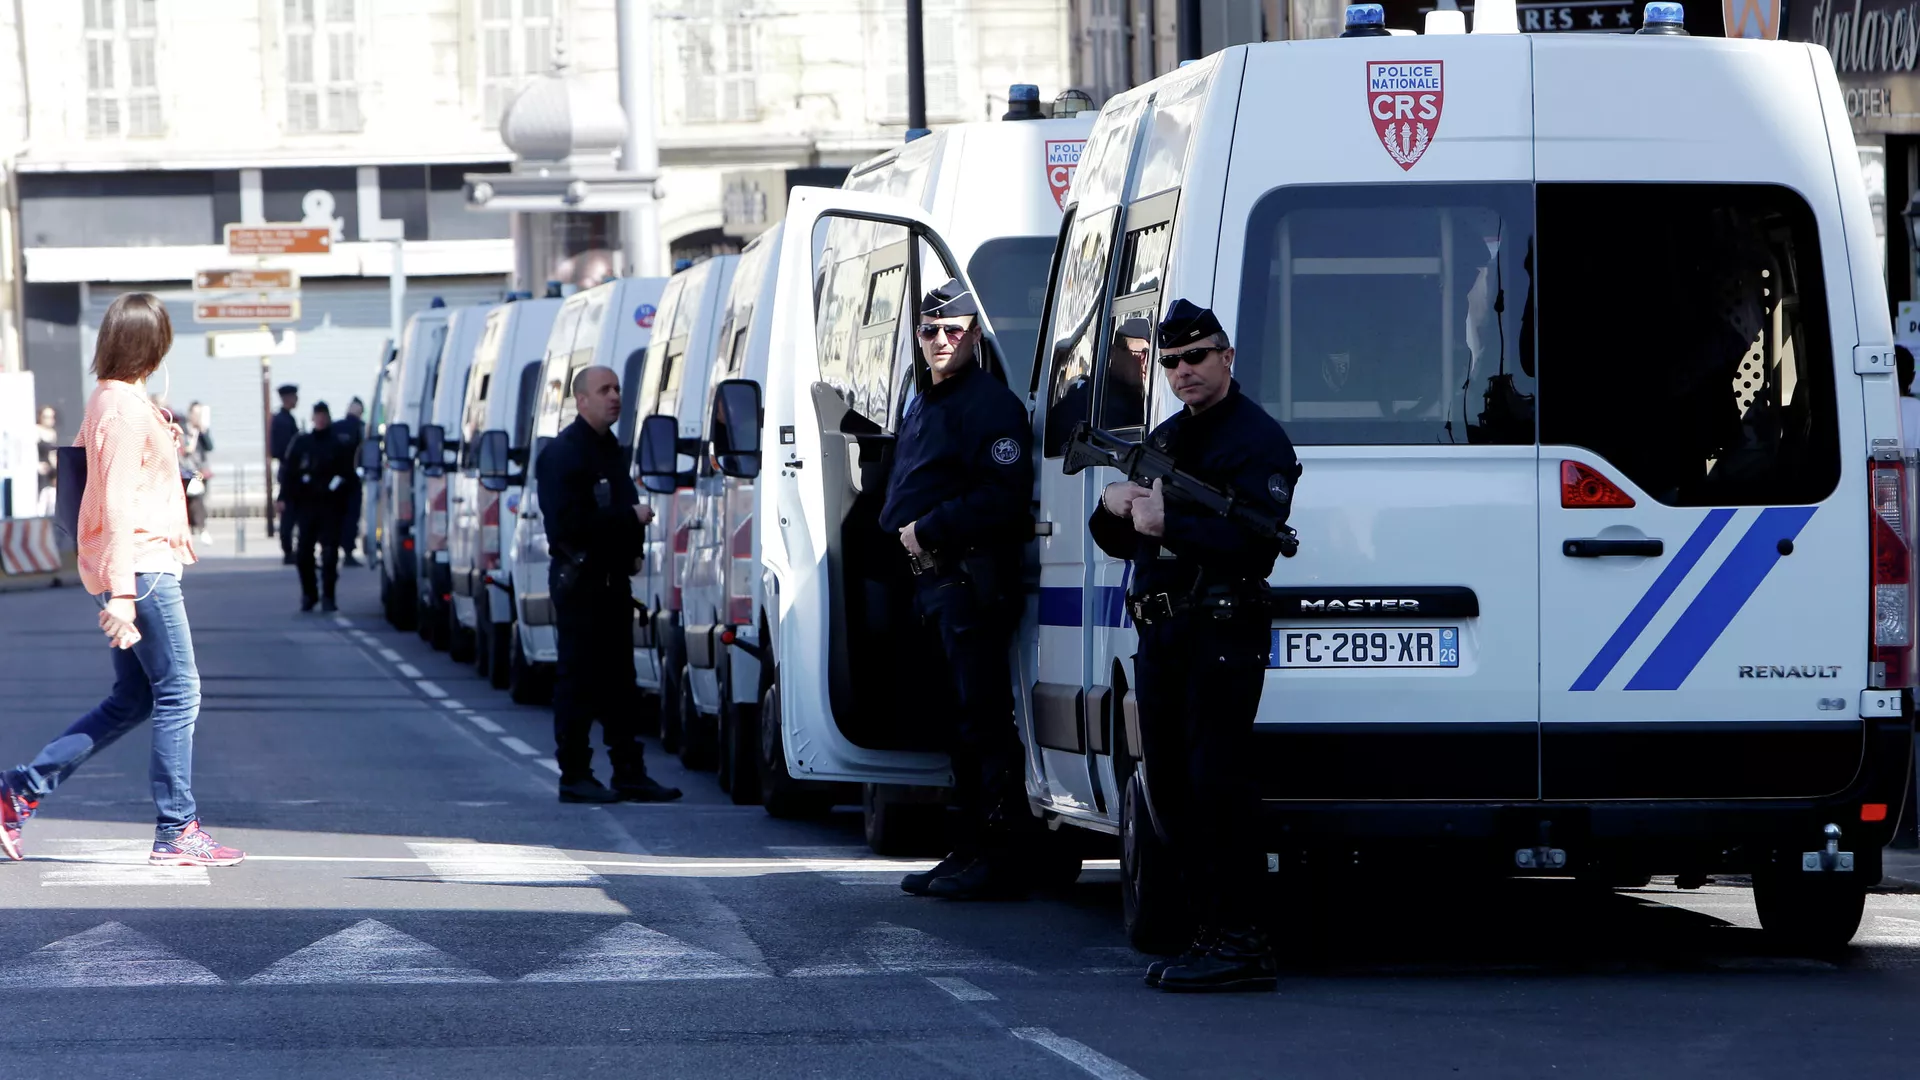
[{"left": 0, "top": 518, "right": 62, "bottom": 576}]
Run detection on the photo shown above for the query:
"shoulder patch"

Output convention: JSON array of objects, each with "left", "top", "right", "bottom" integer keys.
[
  {"left": 991, "top": 437, "right": 1022, "bottom": 465},
  {"left": 1267, "top": 473, "right": 1294, "bottom": 503}
]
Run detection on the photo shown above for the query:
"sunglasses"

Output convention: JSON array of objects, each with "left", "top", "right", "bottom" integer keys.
[
  {"left": 916, "top": 322, "right": 974, "bottom": 342},
  {"left": 1157, "top": 345, "right": 1220, "bottom": 369}
]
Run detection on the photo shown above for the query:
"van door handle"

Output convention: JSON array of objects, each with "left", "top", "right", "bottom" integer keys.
[{"left": 1563, "top": 538, "right": 1663, "bottom": 558}]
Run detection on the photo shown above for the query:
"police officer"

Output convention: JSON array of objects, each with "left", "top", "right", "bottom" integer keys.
[
  {"left": 270, "top": 383, "right": 301, "bottom": 564},
  {"left": 277, "top": 402, "right": 355, "bottom": 613},
  {"left": 884, "top": 281, "right": 1037, "bottom": 901},
  {"left": 335, "top": 397, "right": 367, "bottom": 567},
  {"left": 1089, "top": 299, "right": 1300, "bottom": 992},
  {"left": 536, "top": 365, "right": 683, "bottom": 805}
]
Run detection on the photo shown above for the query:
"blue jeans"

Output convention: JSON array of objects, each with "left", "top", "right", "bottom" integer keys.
[{"left": 5, "top": 572, "right": 201, "bottom": 840}]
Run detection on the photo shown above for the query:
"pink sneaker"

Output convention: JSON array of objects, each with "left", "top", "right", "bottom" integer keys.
[
  {"left": 149, "top": 821, "right": 245, "bottom": 867},
  {"left": 0, "top": 778, "right": 37, "bottom": 862}
]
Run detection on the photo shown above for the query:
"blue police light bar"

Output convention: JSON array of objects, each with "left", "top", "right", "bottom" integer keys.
[
  {"left": 1008, "top": 84, "right": 1038, "bottom": 103},
  {"left": 1637, "top": 1, "right": 1687, "bottom": 33},
  {"left": 1345, "top": 3, "right": 1386, "bottom": 27}
]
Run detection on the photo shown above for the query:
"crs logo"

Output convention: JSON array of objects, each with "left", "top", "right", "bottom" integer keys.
[
  {"left": 634, "top": 303, "right": 657, "bottom": 329},
  {"left": 1366, "top": 61, "right": 1443, "bottom": 171},
  {"left": 1045, "top": 140, "right": 1084, "bottom": 211}
]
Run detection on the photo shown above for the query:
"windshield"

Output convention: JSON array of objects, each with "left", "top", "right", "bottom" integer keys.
[{"left": 969, "top": 235, "right": 1056, "bottom": 396}]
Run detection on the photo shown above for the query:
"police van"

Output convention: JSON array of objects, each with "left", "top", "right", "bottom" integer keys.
[
  {"left": 447, "top": 295, "right": 561, "bottom": 686},
  {"left": 626, "top": 255, "right": 737, "bottom": 765},
  {"left": 710, "top": 15, "right": 1912, "bottom": 949},
  {"left": 507, "top": 276, "right": 666, "bottom": 703},
  {"left": 642, "top": 113, "right": 1093, "bottom": 833},
  {"left": 413, "top": 304, "right": 490, "bottom": 652},
  {"left": 374, "top": 302, "right": 451, "bottom": 631}
]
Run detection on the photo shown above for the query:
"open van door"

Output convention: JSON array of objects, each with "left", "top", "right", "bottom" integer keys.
[{"left": 761, "top": 187, "right": 1009, "bottom": 785}]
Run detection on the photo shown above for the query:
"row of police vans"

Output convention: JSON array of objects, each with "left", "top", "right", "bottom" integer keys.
[{"left": 366, "top": 16, "right": 1917, "bottom": 954}]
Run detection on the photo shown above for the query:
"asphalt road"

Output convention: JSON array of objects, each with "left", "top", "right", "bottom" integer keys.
[{"left": 6, "top": 540, "right": 1920, "bottom": 1079}]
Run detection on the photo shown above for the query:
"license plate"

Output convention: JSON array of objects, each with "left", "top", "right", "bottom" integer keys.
[{"left": 1269, "top": 627, "right": 1460, "bottom": 669}]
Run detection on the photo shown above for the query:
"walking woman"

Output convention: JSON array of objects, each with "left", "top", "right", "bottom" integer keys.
[{"left": 0, "top": 294, "right": 244, "bottom": 867}]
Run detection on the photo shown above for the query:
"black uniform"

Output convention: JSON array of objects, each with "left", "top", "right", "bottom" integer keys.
[
  {"left": 880, "top": 284, "right": 1035, "bottom": 891},
  {"left": 333, "top": 413, "right": 366, "bottom": 558},
  {"left": 279, "top": 425, "right": 355, "bottom": 606},
  {"left": 270, "top": 402, "right": 301, "bottom": 556},
  {"left": 1089, "top": 312, "right": 1300, "bottom": 951},
  {"left": 535, "top": 416, "right": 652, "bottom": 787}
]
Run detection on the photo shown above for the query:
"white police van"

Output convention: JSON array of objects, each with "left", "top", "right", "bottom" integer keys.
[
  {"left": 374, "top": 303, "right": 451, "bottom": 631},
  {"left": 726, "top": 10, "right": 1913, "bottom": 950},
  {"left": 413, "top": 304, "right": 491, "bottom": 652},
  {"left": 507, "top": 276, "right": 666, "bottom": 703},
  {"left": 448, "top": 296, "right": 561, "bottom": 686}
]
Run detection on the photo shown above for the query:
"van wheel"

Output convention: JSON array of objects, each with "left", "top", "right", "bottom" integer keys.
[
  {"left": 658, "top": 653, "right": 683, "bottom": 755},
  {"left": 427, "top": 597, "right": 451, "bottom": 651},
  {"left": 1031, "top": 830, "right": 1087, "bottom": 891},
  {"left": 862, "top": 784, "right": 947, "bottom": 856},
  {"left": 488, "top": 621, "right": 512, "bottom": 691},
  {"left": 1121, "top": 772, "right": 1192, "bottom": 955},
  {"left": 1753, "top": 867, "right": 1867, "bottom": 952},
  {"left": 447, "top": 603, "right": 474, "bottom": 663},
  {"left": 725, "top": 680, "right": 762, "bottom": 806},
  {"left": 759, "top": 671, "right": 833, "bottom": 819},
  {"left": 508, "top": 628, "right": 550, "bottom": 706},
  {"left": 472, "top": 593, "right": 492, "bottom": 679},
  {"left": 677, "top": 669, "right": 716, "bottom": 771}
]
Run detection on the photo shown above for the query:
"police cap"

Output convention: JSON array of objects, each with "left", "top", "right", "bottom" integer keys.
[
  {"left": 920, "top": 279, "right": 978, "bottom": 320},
  {"left": 1117, "top": 318, "right": 1153, "bottom": 342},
  {"left": 1157, "top": 299, "right": 1227, "bottom": 351},
  {"left": 277, "top": 383, "right": 299, "bottom": 396}
]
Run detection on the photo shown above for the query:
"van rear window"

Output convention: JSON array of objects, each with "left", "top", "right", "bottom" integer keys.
[{"left": 969, "top": 236, "right": 1056, "bottom": 396}]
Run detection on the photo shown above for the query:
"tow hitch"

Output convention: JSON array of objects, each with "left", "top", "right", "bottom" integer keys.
[{"left": 1802, "top": 823, "right": 1854, "bottom": 872}]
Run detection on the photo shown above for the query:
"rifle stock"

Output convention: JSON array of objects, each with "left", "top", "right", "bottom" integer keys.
[{"left": 1066, "top": 422, "right": 1299, "bottom": 557}]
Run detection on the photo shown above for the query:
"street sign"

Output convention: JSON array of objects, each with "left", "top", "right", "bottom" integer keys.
[
  {"left": 195, "top": 268, "right": 299, "bottom": 291},
  {"left": 207, "top": 329, "right": 297, "bottom": 358},
  {"left": 195, "top": 300, "right": 301, "bottom": 324},
  {"left": 224, "top": 224, "right": 331, "bottom": 255}
]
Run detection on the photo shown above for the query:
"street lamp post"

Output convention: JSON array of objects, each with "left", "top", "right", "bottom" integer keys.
[{"left": 906, "top": 0, "right": 928, "bottom": 141}]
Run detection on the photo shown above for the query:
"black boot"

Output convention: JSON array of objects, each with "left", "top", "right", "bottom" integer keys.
[
  {"left": 901, "top": 850, "right": 975, "bottom": 896},
  {"left": 558, "top": 775, "right": 622, "bottom": 803},
  {"left": 1144, "top": 928, "right": 1215, "bottom": 989},
  {"left": 300, "top": 595, "right": 317, "bottom": 613},
  {"left": 925, "top": 853, "right": 1033, "bottom": 901},
  {"left": 1156, "top": 927, "right": 1277, "bottom": 993},
  {"left": 319, "top": 597, "right": 337, "bottom": 613},
  {"left": 614, "top": 775, "right": 683, "bottom": 802}
]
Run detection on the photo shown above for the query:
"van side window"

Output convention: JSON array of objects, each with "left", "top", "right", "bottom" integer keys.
[
  {"left": 815, "top": 217, "right": 910, "bottom": 426},
  {"left": 967, "top": 236, "right": 1055, "bottom": 398},
  {"left": 1042, "top": 207, "right": 1120, "bottom": 457},
  {"left": 1100, "top": 208, "right": 1175, "bottom": 432},
  {"left": 514, "top": 362, "right": 543, "bottom": 448},
  {"left": 1234, "top": 183, "right": 1536, "bottom": 447},
  {"left": 1538, "top": 184, "right": 1839, "bottom": 506}
]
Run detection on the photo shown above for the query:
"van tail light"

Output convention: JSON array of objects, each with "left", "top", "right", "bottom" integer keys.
[
  {"left": 1562, "top": 461, "right": 1635, "bottom": 509},
  {"left": 1869, "top": 458, "right": 1914, "bottom": 690},
  {"left": 727, "top": 506, "right": 754, "bottom": 626},
  {"left": 479, "top": 492, "right": 500, "bottom": 572}
]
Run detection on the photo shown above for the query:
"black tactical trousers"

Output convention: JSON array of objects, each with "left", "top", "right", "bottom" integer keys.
[
  {"left": 913, "top": 574, "right": 1029, "bottom": 853},
  {"left": 551, "top": 573, "right": 646, "bottom": 782},
  {"left": 339, "top": 479, "right": 362, "bottom": 555},
  {"left": 294, "top": 504, "right": 344, "bottom": 602},
  {"left": 1134, "top": 612, "right": 1270, "bottom": 929}
]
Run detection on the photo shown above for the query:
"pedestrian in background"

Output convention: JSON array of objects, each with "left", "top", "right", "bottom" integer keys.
[
  {"left": 277, "top": 401, "right": 354, "bottom": 613},
  {"left": 181, "top": 401, "right": 213, "bottom": 543},
  {"left": 270, "top": 383, "right": 301, "bottom": 565},
  {"left": 536, "top": 365, "right": 681, "bottom": 804},
  {"left": 0, "top": 292, "right": 244, "bottom": 868},
  {"left": 335, "top": 397, "right": 367, "bottom": 567},
  {"left": 34, "top": 405, "right": 57, "bottom": 497}
]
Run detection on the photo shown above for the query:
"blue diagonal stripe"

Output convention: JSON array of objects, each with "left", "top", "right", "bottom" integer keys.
[
  {"left": 1569, "top": 508, "right": 1735, "bottom": 692},
  {"left": 1624, "top": 506, "right": 1818, "bottom": 692}
]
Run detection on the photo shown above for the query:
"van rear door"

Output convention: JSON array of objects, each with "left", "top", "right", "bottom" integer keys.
[{"left": 1533, "top": 40, "right": 1862, "bottom": 800}]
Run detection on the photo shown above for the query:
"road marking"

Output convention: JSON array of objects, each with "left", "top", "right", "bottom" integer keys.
[
  {"left": 465, "top": 714, "right": 506, "bottom": 734},
  {"left": 440, "top": 699, "right": 467, "bottom": 711},
  {"left": 379, "top": 649, "right": 403, "bottom": 662},
  {"left": 1011, "top": 1028, "right": 1150, "bottom": 1080},
  {"left": 0, "top": 922, "right": 222, "bottom": 988},
  {"left": 332, "top": 616, "right": 352, "bottom": 628},
  {"left": 537, "top": 758, "right": 563, "bottom": 775},
  {"left": 244, "top": 919, "right": 496, "bottom": 985},
  {"left": 927, "top": 975, "right": 997, "bottom": 1001},
  {"left": 789, "top": 922, "right": 1031, "bottom": 977},
  {"left": 415, "top": 680, "right": 447, "bottom": 698},
  {"left": 396, "top": 663, "right": 422, "bottom": 678},
  {"left": 407, "top": 842, "right": 606, "bottom": 885},
  {"left": 37, "top": 839, "right": 209, "bottom": 887},
  {"left": 519, "top": 922, "right": 770, "bottom": 983},
  {"left": 499, "top": 736, "right": 540, "bottom": 756}
]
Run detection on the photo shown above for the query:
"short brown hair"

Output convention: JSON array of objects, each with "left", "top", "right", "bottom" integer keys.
[{"left": 91, "top": 293, "right": 173, "bottom": 383}]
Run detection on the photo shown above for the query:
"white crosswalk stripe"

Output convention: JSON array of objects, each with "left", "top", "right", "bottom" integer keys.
[
  {"left": 37, "top": 839, "right": 210, "bottom": 887},
  {"left": 788, "top": 922, "right": 1031, "bottom": 977},
  {"left": 520, "top": 922, "right": 771, "bottom": 982},
  {"left": 406, "top": 841, "right": 606, "bottom": 885},
  {"left": 245, "top": 919, "right": 497, "bottom": 984},
  {"left": 0, "top": 922, "right": 222, "bottom": 987}
]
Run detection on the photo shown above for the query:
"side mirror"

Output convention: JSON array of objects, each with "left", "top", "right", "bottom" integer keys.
[
  {"left": 636, "top": 414, "right": 681, "bottom": 495},
  {"left": 356, "top": 438, "right": 383, "bottom": 480},
  {"left": 420, "top": 424, "right": 446, "bottom": 472},
  {"left": 712, "top": 378, "right": 762, "bottom": 480},
  {"left": 384, "top": 423, "right": 413, "bottom": 471},
  {"left": 476, "top": 430, "right": 511, "bottom": 492}
]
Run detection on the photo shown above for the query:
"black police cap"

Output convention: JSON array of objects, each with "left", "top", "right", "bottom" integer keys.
[
  {"left": 1117, "top": 318, "right": 1153, "bottom": 342},
  {"left": 1157, "top": 299, "right": 1226, "bottom": 351},
  {"left": 277, "top": 383, "right": 299, "bottom": 396},
  {"left": 921, "top": 279, "right": 978, "bottom": 319},
  {"left": 312, "top": 401, "right": 330, "bottom": 416}
]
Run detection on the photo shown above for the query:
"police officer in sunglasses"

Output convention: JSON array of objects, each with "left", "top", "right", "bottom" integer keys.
[
  {"left": 882, "top": 280, "right": 1039, "bottom": 901},
  {"left": 1091, "top": 299, "right": 1301, "bottom": 992}
]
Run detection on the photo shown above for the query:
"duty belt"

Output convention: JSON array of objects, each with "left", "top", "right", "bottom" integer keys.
[{"left": 1128, "top": 583, "right": 1270, "bottom": 626}]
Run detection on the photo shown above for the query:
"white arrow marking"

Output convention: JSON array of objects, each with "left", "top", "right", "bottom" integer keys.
[
  {"left": 788, "top": 922, "right": 1031, "bottom": 977},
  {"left": 519, "top": 922, "right": 770, "bottom": 982},
  {"left": 0, "top": 922, "right": 222, "bottom": 987},
  {"left": 244, "top": 919, "right": 496, "bottom": 984}
]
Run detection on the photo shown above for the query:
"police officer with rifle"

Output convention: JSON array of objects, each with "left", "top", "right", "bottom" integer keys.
[
  {"left": 884, "top": 281, "right": 1039, "bottom": 902},
  {"left": 1084, "top": 299, "right": 1301, "bottom": 992}
]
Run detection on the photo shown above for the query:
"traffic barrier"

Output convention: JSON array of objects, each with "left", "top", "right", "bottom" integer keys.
[{"left": 0, "top": 518, "right": 61, "bottom": 576}]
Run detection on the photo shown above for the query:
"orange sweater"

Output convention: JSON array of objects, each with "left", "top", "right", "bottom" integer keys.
[{"left": 76, "top": 381, "right": 197, "bottom": 597}]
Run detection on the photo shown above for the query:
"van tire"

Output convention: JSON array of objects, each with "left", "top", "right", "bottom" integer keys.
[
  {"left": 1121, "top": 772, "right": 1191, "bottom": 956},
  {"left": 472, "top": 592, "right": 492, "bottom": 679},
  {"left": 862, "top": 784, "right": 947, "bottom": 856},
  {"left": 508, "top": 627, "right": 550, "bottom": 706},
  {"left": 658, "top": 653, "right": 683, "bottom": 755},
  {"left": 677, "top": 668, "right": 716, "bottom": 771},
  {"left": 724, "top": 682, "right": 762, "bottom": 806},
  {"left": 447, "top": 604, "right": 474, "bottom": 664},
  {"left": 427, "top": 598, "right": 450, "bottom": 651},
  {"left": 1753, "top": 867, "right": 1867, "bottom": 951},
  {"left": 759, "top": 672, "right": 833, "bottom": 820}
]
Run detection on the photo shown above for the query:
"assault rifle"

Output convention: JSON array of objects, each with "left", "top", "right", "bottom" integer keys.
[{"left": 1064, "top": 423, "right": 1299, "bottom": 558}]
